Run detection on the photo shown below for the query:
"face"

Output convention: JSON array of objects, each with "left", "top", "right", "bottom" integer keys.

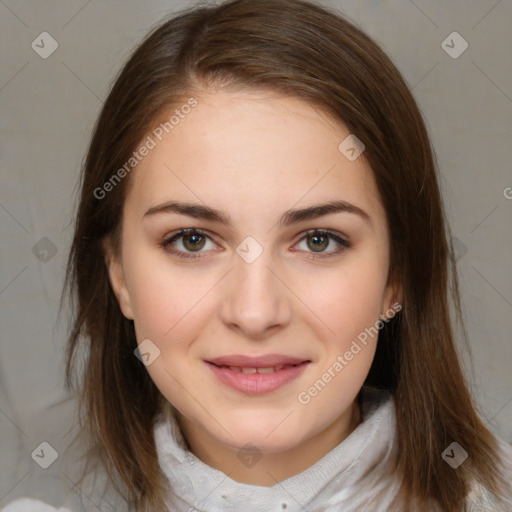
[{"left": 106, "top": 88, "right": 400, "bottom": 456}]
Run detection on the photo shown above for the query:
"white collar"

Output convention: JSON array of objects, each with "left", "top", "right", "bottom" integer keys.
[{"left": 153, "top": 387, "right": 406, "bottom": 511}]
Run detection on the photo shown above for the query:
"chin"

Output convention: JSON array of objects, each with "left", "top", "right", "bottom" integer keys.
[
  {"left": 223, "top": 432, "right": 303, "bottom": 455},
  {"left": 216, "top": 415, "right": 309, "bottom": 453}
]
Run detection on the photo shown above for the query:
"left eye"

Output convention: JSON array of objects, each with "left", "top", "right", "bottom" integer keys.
[{"left": 293, "top": 230, "right": 350, "bottom": 258}]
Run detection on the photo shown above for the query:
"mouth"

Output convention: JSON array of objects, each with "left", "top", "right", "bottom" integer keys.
[
  {"left": 204, "top": 356, "right": 311, "bottom": 394},
  {"left": 205, "top": 353, "right": 309, "bottom": 368},
  {"left": 207, "top": 362, "right": 306, "bottom": 374}
]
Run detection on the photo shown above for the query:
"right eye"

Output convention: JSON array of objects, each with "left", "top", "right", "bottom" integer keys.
[{"left": 160, "top": 228, "right": 220, "bottom": 259}]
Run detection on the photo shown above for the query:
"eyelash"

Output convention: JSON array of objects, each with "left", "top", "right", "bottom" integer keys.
[{"left": 160, "top": 228, "right": 351, "bottom": 261}]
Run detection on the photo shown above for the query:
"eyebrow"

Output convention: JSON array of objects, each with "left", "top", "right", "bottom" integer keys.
[{"left": 143, "top": 199, "right": 372, "bottom": 227}]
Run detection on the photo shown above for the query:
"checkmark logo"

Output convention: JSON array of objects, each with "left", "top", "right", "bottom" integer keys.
[
  {"left": 442, "top": 442, "right": 468, "bottom": 468},
  {"left": 441, "top": 32, "right": 468, "bottom": 59},
  {"left": 134, "top": 339, "right": 161, "bottom": 366},
  {"left": 32, "top": 236, "right": 58, "bottom": 263},
  {"left": 237, "top": 442, "right": 262, "bottom": 468},
  {"left": 32, "top": 237, "right": 58, "bottom": 262},
  {"left": 236, "top": 236, "right": 263, "bottom": 264},
  {"left": 31, "top": 32, "right": 58, "bottom": 59},
  {"left": 31, "top": 441, "right": 59, "bottom": 469},
  {"left": 338, "top": 134, "right": 365, "bottom": 161}
]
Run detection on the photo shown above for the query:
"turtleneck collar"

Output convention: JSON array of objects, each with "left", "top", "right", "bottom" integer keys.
[{"left": 153, "top": 387, "right": 408, "bottom": 511}]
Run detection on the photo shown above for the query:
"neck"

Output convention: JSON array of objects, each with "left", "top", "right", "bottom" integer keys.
[{"left": 176, "top": 398, "right": 362, "bottom": 486}]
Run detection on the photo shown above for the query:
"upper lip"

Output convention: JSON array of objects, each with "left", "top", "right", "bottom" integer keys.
[{"left": 206, "top": 354, "right": 310, "bottom": 368}]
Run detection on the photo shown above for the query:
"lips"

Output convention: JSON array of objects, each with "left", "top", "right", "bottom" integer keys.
[
  {"left": 206, "top": 354, "right": 309, "bottom": 368},
  {"left": 219, "top": 364, "right": 297, "bottom": 374},
  {"left": 205, "top": 354, "right": 311, "bottom": 394}
]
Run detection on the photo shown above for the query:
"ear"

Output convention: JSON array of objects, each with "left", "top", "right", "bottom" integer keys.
[
  {"left": 381, "top": 278, "right": 403, "bottom": 319},
  {"left": 102, "top": 238, "right": 134, "bottom": 320}
]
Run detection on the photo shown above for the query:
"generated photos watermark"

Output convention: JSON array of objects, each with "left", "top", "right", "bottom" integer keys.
[
  {"left": 93, "top": 98, "right": 198, "bottom": 200},
  {"left": 297, "top": 301, "right": 402, "bottom": 405}
]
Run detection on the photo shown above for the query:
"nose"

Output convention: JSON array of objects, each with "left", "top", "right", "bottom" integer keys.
[{"left": 218, "top": 249, "right": 292, "bottom": 340}]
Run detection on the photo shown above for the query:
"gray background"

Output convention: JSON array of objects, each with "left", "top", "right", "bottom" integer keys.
[{"left": 1, "top": 0, "right": 511, "bottom": 507}]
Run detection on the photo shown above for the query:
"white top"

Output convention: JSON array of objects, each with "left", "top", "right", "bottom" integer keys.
[
  {"left": 155, "top": 387, "right": 405, "bottom": 511},
  {"left": 3, "top": 388, "right": 512, "bottom": 511}
]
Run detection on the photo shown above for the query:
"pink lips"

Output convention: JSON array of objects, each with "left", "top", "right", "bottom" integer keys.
[
  {"left": 207, "top": 354, "right": 308, "bottom": 368},
  {"left": 205, "top": 354, "right": 311, "bottom": 395}
]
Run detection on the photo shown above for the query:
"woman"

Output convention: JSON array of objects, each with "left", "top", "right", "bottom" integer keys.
[{"left": 5, "top": 0, "right": 512, "bottom": 510}]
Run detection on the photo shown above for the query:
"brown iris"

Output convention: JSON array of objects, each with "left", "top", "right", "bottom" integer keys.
[
  {"left": 182, "top": 233, "right": 206, "bottom": 251},
  {"left": 307, "top": 233, "right": 329, "bottom": 252}
]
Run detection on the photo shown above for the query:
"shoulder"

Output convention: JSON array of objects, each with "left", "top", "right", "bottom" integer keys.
[
  {"left": 465, "top": 436, "right": 512, "bottom": 511},
  {"left": 465, "top": 481, "right": 511, "bottom": 511},
  {"left": 1, "top": 498, "right": 73, "bottom": 512}
]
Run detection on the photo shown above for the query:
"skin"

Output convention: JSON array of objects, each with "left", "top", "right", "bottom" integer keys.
[{"left": 105, "top": 88, "right": 402, "bottom": 486}]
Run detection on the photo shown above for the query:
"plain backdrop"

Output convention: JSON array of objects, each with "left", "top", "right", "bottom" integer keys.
[{"left": 1, "top": 0, "right": 511, "bottom": 507}]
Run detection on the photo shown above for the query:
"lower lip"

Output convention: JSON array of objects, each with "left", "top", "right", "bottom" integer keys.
[{"left": 205, "top": 361, "right": 310, "bottom": 394}]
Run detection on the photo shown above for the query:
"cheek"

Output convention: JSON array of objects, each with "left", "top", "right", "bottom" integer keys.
[
  {"left": 293, "top": 264, "right": 385, "bottom": 420},
  {"left": 122, "top": 247, "right": 205, "bottom": 343},
  {"left": 300, "top": 258, "right": 388, "bottom": 347}
]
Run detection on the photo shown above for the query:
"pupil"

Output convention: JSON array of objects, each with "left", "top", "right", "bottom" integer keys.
[
  {"left": 184, "top": 233, "right": 205, "bottom": 251},
  {"left": 309, "top": 234, "right": 327, "bottom": 252}
]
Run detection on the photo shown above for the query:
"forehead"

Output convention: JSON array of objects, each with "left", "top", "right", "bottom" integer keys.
[{"left": 124, "top": 89, "right": 383, "bottom": 225}]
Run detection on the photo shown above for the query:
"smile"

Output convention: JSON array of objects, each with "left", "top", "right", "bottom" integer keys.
[
  {"left": 214, "top": 363, "right": 300, "bottom": 374},
  {"left": 205, "top": 360, "right": 310, "bottom": 394}
]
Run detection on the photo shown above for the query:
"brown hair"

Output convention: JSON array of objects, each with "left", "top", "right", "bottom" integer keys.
[{"left": 64, "top": 0, "right": 510, "bottom": 510}]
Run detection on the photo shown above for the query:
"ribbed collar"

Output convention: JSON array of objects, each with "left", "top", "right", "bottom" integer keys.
[{"left": 153, "top": 387, "right": 404, "bottom": 512}]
